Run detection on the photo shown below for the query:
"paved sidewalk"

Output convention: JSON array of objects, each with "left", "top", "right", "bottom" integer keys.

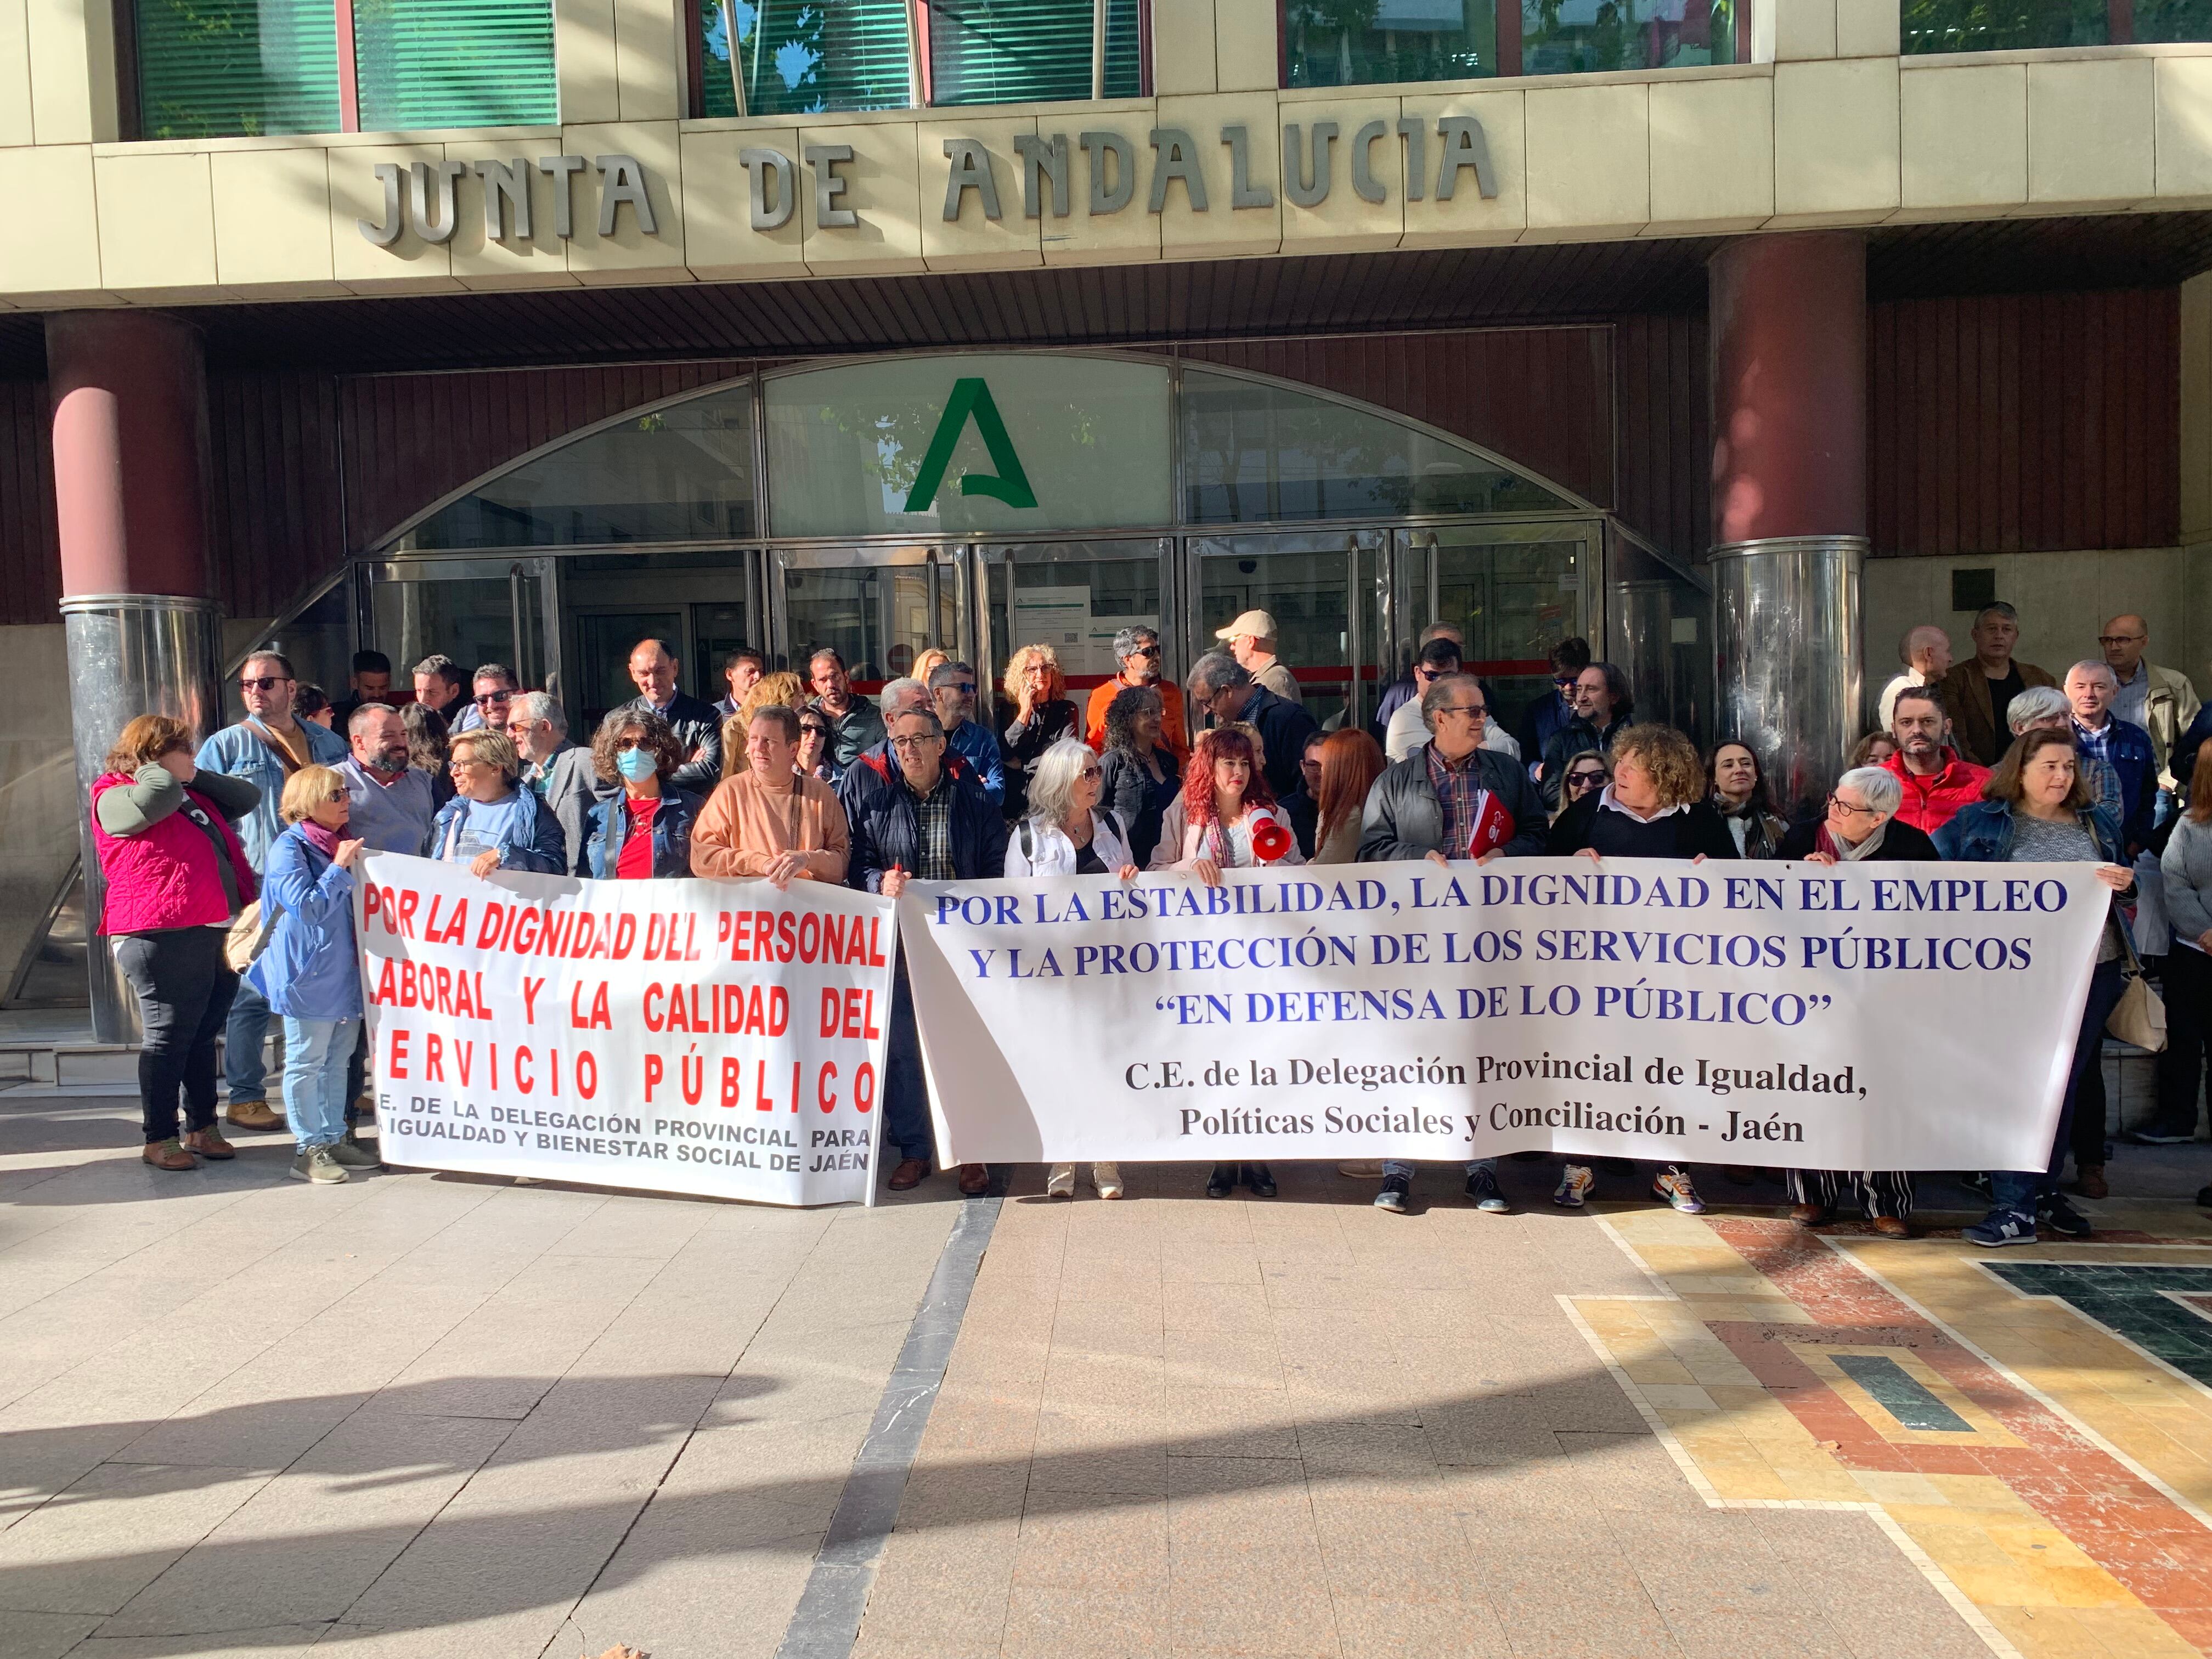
[
  {"left": 0, "top": 1095, "right": 957, "bottom": 1659},
  {"left": 8, "top": 1093, "right": 2212, "bottom": 1659}
]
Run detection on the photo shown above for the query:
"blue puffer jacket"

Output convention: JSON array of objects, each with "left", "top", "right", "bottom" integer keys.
[
  {"left": 585, "top": 786, "right": 703, "bottom": 879},
  {"left": 1934, "top": 798, "right": 2136, "bottom": 952},
  {"left": 244, "top": 827, "right": 363, "bottom": 1022}
]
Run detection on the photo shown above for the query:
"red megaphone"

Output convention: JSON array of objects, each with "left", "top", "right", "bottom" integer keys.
[{"left": 1249, "top": 810, "right": 1293, "bottom": 863}]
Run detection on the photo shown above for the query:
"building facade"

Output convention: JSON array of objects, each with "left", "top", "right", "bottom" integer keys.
[{"left": 3, "top": 0, "right": 2211, "bottom": 1022}]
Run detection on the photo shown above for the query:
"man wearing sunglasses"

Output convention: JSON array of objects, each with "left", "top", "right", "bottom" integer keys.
[
  {"left": 1517, "top": 636, "right": 1594, "bottom": 775},
  {"left": 1369, "top": 621, "right": 1465, "bottom": 751},
  {"left": 1083, "top": 627, "right": 1188, "bottom": 766},
  {"left": 455, "top": 664, "right": 520, "bottom": 736},
  {"left": 193, "top": 650, "right": 350, "bottom": 1133},
  {"left": 928, "top": 660, "right": 1006, "bottom": 808}
]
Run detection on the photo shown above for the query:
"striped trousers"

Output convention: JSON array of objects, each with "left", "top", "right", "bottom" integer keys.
[{"left": 1784, "top": 1169, "right": 1915, "bottom": 1220}]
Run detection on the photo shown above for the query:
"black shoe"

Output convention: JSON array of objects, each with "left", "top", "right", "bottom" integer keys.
[
  {"left": 1510, "top": 1149, "right": 1547, "bottom": 1162},
  {"left": 1465, "top": 1166, "right": 1511, "bottom": 1212},
  {"left": 1206, "top": 1163, "right": 1236, "bottom": 1199},
  {"left": 1374, "top": 1174, "right": 1410, "bottom": 1213},
  {"left": 2199, "top": 1184, "right": 2212, "bottom": 1209},
  {"left": 2039, "top": 1197, "right": 2094, "bottom": 1240},
  {"left": 2123, "top": 1127, "right": 2197, "bottom": 1146},
  {"left": 1243, "top": 1162, "right": 1277, "bottom": 1198}
]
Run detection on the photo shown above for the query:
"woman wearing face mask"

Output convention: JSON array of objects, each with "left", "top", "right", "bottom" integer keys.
[
  {"left": 245, "top": 765, "right": 374, "bottom": 1185},
  {"left": 1707, "top": 740, "right": 1787, "bottom": 859},
  {"left": 586, "top": 709, "right": 703, "bottom": 880}
]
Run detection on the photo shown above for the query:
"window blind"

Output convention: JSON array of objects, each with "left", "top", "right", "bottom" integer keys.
[
  {"left": 928, "top": 0, "right": 1141, "bottom": 105},
  {"left": 353, "top": 0, "right": 558, "bottom": 129},
  {"left": 740, "top": 0, "right": 913, "bottom": 116},
  {"left": 133, "top": 0, "right": 341, "bottom": 138}
]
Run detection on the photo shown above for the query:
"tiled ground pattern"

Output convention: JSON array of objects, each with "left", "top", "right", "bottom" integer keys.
[
  {"left": 854, "top": 1165, "right": 2004, "bottom": 1659},
  {"left": 1575, "top": 1205, "right": 2212, "bottom": 1659}
]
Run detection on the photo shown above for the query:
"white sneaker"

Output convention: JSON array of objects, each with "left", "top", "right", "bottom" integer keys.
[
  {"left": 1046, "top": 1164, "right": 1076, "bottom": 1199},
  {"left": 1093, "top": 1163, "right": 1124, "bottom": 1200},
  {"left": 290, "top": 1146, "right": 348, "bottom": 1185},
  {"left": 1653, "top": 1166, "right": 1706, "bottom": 1214},
  {"left": 1552, "top": 1164, "right": 1594, "bottom": 1207}
]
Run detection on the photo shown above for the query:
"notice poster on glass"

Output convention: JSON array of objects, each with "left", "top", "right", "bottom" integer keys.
[{"left": 1011, "top": 585, "right": 1159, "bottom": 676}]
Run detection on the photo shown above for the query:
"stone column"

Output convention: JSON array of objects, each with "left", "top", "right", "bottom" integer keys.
[
  {"left": 1708, "top": 232, "right": 1869, "bottom": 822},
  {"left": 47, "top": 312, "right": 223, "bottom": 1040}
]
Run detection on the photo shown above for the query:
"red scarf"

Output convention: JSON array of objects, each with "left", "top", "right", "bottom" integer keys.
[{"left": 300, "top": 818, "right": 347, "bottom": 860}]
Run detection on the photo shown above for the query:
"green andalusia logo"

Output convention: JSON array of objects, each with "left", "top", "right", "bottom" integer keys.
[{"left": 902, "top": 378, "right": 1037, "bottom": 513}]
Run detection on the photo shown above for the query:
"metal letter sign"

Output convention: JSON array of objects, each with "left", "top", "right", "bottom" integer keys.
[{"left": 902, "top": 379, "right": 1038, "bottom": 513}]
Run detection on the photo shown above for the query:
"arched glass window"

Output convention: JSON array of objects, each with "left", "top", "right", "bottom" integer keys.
[
  {"left": 1180, "top": 369, "right": 1573, "bottom": 524},
  {"left": 379, "top": 353, "right": 1583, "bottom": 552},
  {"left": 397, "top": 385, "right": 755, "bottom": 551}
]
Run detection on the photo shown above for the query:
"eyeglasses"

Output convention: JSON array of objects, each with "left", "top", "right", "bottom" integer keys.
[
  {"left": 799, "top": 724, "right": 830, "bottom": 739},
  {"left": 475, "top": 690, "right": 512, "bottom": 707},
  {"left": 615, "top": 738, "right": 646, "bottom": 752},
  {"left": 504, "top": 720, "right": 534, "bottom": 734},
  {"left": 889, "top": 735, "right": 941, "bottom": 752},
  {"left": 1123, "top": 646, "right": 1160, "bottom": 661},
  {"left": 2096, "top": 635, "right": 2145, "bottom": 647},
  {"left": 1554, "top": 675, "right": 1579, "bottom": 690},
  {"left": 941, "top": 682, "right": 977, "bottom": 696},
  {"left": 1435, "top": 704, "right": 1486, "bottom": 720},
  {"left": 448, "top": 757, "right": 486, "bottom": 772},
  {"left": 1078, "top": 766, "right": 1101, "bottom": 780},
  {"left": 1826, "top": 794, "right": 1880, "bottom": 819},
  {"left": 1566, "top": 770, "right": 1607, "bottom": 790},
  {"left": 239, "top": 676, "right": 290, "bottom": 692}
]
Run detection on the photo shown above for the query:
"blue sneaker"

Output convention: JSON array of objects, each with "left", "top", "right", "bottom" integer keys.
[
  {"left": 2039, "top": 1197, "right": 2093, "bottom": 1240},
  {"left": 1465, "top": 1166, "right": 1511, "bottom": 1213},
  {"left": 1964, "top": 1208, "right": 2038, "bottom": 1247}
]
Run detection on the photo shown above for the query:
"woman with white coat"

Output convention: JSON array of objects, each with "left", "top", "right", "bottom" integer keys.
[{"left": 1006, "top": 739, "right": 1138, "bottom": 1199}]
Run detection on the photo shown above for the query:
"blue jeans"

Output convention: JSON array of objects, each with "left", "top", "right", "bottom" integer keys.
[
  {"left": 882, "top": 957, "right": 935, "bottom": 1166},
  {"left": 1384, "top": 1158, "right": 1497, "bottom": 1180},
  {"left": 224, "top": 977, "right": 278, "bottom": 1102},
  {"left": 281, "top": 1016, "right": 359, "bottom": 1150},
  {"left": 1992, "top": 958, "right": 2126, "bottom": 1215}
]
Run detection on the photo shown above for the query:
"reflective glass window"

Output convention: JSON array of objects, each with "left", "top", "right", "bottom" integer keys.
[
  {"left": 733, "top": 0, "right": 913, "bottom": 116},
  {"left": 929, "top": 0, "right": 1143, "bottom": 104},
  {"left": 1521, "top": 0, "right": 1740, "bottom": 74},
  {"left": 397, "top": 387, "right": 756, "bottom": 551},
  {"left": 1284, "top": 0, "right": 1497, "bottom": 85},
  {"left": 132, "top": 0, "right": 341, "bottom": 138},
  {"left": 1899, "top": 0, "right": 2104, "bottom": 49},
  {"left": 766, "top": 356, "right": 1174, "bottom": 538},
  {"left": 1181, "top": 369, "right": 1572, "bottom": 525}
]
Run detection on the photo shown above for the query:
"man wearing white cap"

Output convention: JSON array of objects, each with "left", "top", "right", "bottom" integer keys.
[{"left": 1215, "top": 610, "right": 1304, "bottom": 706}]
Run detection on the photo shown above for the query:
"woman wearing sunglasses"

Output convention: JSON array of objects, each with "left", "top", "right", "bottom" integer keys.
[
  {"left": 1549, "top": 749, "right": 1611, "bottom": 823},
  {"left": 245, "top": 765, "right": 376, "bottom": 1185},
  {"left": 586, "top": 709, "right": 703, "bottom": 881},
  {"left": 430, "top": 730, "right": 567, "bottom": 879}
]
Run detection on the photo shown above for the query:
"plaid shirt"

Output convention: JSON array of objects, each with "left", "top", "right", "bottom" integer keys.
[
  {"left": 1426, "top": 743, "right": 1485, "bottom": 859},
  {"left": 906, "top": 771, "right": 956, "bottom": 881}
]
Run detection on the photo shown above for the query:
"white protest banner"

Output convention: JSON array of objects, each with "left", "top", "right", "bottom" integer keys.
[
  {"left": 357, "top": 853, "right": 895, "bottom": 1205},
  {"left": 901, "top": 859, "right": 2108, "bottom": 1171}
]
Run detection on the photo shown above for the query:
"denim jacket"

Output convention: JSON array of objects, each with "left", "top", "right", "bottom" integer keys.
[
  {"left": 1934, "top": 799, "right": 2136, "bottom": 952},
  {"left": 244, "top": 828, "right": 362, "bottom": 1022},
  {"left": 585, "top": 786, "right": 703, "bottom": 879},
  {"left": 194, "top": 718, "right": 351, "bottom": 871}
]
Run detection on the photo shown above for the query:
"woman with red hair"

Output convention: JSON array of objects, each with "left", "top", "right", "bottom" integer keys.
[
  {"left": 1171, "top": 724, "right": 1302, "bottom": 1200},
  {"left": 1171, "top": 725, "right": 1307, "bottom": 887}
]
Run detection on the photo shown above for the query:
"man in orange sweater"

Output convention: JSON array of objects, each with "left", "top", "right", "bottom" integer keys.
[
  {"left": 690, "top": 706, "right": 851, "bottom": 887},
  {"left": 1085, "top": 626, "right": 1188, "bottom": 766}
]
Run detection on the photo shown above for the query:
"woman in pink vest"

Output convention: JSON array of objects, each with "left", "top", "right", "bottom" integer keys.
[{"left": 91, "top": 715, "right": 260, "bottom": 1171}]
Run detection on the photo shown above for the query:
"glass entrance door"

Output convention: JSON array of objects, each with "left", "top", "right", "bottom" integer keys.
[
  {"left": 557, "top": 549, "right": 764, "bottom": 730},
  {"left": 1390, "top": 526, "right": 1598, "bottom": 748},
  {"left": 775, "top": 546, "right": 959, "bottom": 691},
  {"left": 1187, "top": 532, "right": 1379, "bottom": 732},
  {"left": 979, "top": 539, "right": 1176, "bottom": 723},
  {"left": 363, "top": 556, "right": 561, "bottom": 702}
]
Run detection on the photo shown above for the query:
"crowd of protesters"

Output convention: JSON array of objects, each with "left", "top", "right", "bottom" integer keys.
[{"left": 90, "top": 604, "right": 2209, "bottom": 1244}]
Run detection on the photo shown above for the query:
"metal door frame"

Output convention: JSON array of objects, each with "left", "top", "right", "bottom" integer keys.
[
  {"left": 1386, "top": 519, "right": 1606, "bottom": 678},
  {"left": 1183, "top": 529, "right": 1380, "bottom": 729},
  {"left": 771, "top": 543, "right": 962, "bottom": 681},
  {"left": 973, "top": 536, "right": 1179, "bottom": 693},
  {"left": 357, "top": 554, "right": 565, "bottom": 701}
]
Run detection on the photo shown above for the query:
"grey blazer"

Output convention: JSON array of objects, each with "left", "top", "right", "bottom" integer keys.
[{"left": 533, "top": 741, "right": 603, "bottom": 876}]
